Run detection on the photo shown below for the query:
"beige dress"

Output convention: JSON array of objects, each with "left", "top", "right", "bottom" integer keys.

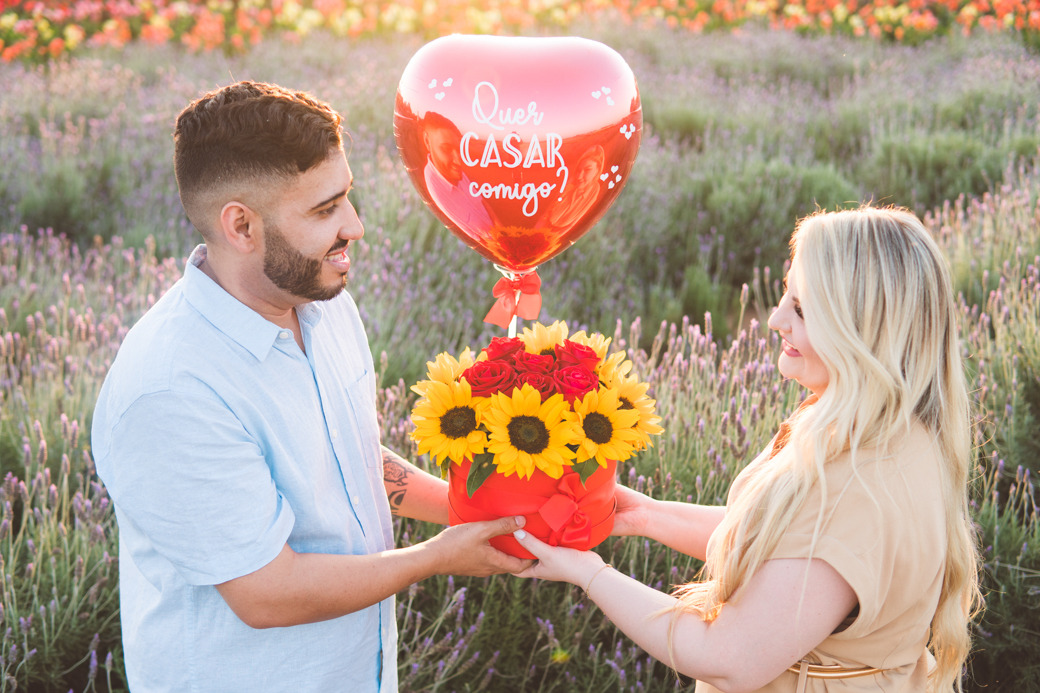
[{"left": 696, "top": 419, "right": 947, "bottom": 692}]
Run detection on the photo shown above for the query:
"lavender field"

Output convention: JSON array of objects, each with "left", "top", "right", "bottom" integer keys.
[{"left": 1, "top": 21, "right": 1039, "bottom": 692}]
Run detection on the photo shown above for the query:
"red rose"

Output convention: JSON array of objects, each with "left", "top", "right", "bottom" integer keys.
[
  {"left": 516, "top": 371, "right": 558, "bottom": 400},
  {"left": 483, "top": 336, "right": 526, "bottom": 362},
  {"left": 462, "top": 359, "right": 517, "bottom": 398},
  {"left": 556, "top": 340, "right": 601, "bottom": 372},
  {"left": 553, "top": 366, "right": 599, "bottom": 403},
  {"left": 515, "top": 349, "right": 555, "bottom": 374}
]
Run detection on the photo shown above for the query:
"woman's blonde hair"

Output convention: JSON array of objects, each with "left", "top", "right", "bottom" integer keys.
[{"left": 673, "top": 206, "right": 980, "bottom": 690}]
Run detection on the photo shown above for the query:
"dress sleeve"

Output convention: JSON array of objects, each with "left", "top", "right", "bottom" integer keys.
[
  {"left": 102, "top": 390, "right": 295, "bottom": 586},
  {"left": 768, "top": 460, "right": 891, "bottom": 630}
]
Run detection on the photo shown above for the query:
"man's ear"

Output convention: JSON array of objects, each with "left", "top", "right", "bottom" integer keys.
[{"left": 218, "top": 201, "right": 262, "bottom": 253}]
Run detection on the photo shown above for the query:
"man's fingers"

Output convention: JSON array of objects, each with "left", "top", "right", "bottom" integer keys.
[
  {"left": 502, "top": 556, "right": 537, "bottom": 574},
  {"left": 482, "top": 515, "right": 526, "bottom": 539}
]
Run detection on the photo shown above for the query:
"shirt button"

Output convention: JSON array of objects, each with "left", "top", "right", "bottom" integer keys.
[
  {"left": 330, "top": 429, "right": 339, "bottom": 439},
  {"left": 278, "top": 330, "right": 291, "bottom": 340},
  {"left": 352, "top": 495, "right": 360, "bottom": 505}
]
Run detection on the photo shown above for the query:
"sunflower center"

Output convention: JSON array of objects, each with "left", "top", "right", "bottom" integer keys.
[
  {"left": 619, "top": 397, "right": 635, "bottom": 410},
  {"left": 583, "top": 412, "right": 614, "bottom": 444},
  {"left": 507, "top": 415, "right": 550, "bottom": 454},
  {"left": 439, "top": 406, "right": 477, "bottom": 439}
]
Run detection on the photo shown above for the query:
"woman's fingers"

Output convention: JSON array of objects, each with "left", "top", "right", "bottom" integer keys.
[
  {"left": 512, "top": 528, "right": 546, "bottom": 557},
  {"left": 511, "top": 529, "right": 605, "bottom": 586}
]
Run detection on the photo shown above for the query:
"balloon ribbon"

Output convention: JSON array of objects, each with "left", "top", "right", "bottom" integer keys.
[{"left": 484, "top": 271, "right": 542, "bottom": 329}]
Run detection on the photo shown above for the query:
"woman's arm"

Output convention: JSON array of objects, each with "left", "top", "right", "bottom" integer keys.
[
  {"left": 612, "top": 485, "right": 726, "bottom": 561},
  {"left": 381, "top": 446, "right": 449, "bottom": 524},
  {"left": 513, "top": 532, "right": 856, "bottom": 693}
]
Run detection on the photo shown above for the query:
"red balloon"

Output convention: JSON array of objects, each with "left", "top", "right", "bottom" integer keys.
[{"left": 394, "top": 35, "right": 642, "bottom": 274}]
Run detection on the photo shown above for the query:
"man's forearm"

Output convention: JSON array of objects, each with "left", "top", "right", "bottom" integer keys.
[
  {"left": 216, "top": 514, "right": 528, "bottom": 629},
  {"left": 381, "top": 446, "right": 450, "bottom": 524}
]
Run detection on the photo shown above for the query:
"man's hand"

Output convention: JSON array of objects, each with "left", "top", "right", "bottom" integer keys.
[{"left": 421, "top": 515, "right": 534, "bottom": 577}]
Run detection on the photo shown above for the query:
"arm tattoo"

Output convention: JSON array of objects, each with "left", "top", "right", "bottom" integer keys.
[{"left": 383, "top": 448, "right": 413, "bottom": 516}]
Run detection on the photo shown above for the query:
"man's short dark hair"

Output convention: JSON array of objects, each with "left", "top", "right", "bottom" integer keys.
[{"left": 173, "top": 80, "right": 343, "bottom": 235}]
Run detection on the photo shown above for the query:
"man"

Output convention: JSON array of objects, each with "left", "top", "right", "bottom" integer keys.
[{"left": 91, "top": 81, "right": 528, "bottom": 692}]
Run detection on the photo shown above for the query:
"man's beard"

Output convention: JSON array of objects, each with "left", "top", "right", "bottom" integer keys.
[{"left": 262, "top": 222, "right": 346, "bottom": 303}]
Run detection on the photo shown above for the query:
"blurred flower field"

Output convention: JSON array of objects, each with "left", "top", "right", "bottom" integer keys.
[
  {"left": 2, "top": 0, "right": 1040, "bottom": 63},
  {"left": 1, "top": 8, "right": 1039, "bottom": 693}
]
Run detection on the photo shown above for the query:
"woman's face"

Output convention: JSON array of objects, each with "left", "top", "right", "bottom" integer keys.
[{"left": 767, "top": 265, "right": 829, "bottom": 395}]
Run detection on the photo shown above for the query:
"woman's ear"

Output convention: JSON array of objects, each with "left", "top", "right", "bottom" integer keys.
[{"left": 218, "top": 201, "right": 262, "bottom": 254}]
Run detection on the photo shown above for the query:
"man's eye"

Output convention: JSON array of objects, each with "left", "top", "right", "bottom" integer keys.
[{"left": 319, "top": 204, "right": 338, "bottom": 217}]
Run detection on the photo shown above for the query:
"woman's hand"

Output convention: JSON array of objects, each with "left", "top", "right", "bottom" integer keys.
[
  {"left": 612, "top": 487, "right": 726, "bottom": 561},
  {"left": 511, "top": 529, "right": 606, "bottom": 589},
  {"left": 610, "top": 484, "right": 654, "bottom": 537}
]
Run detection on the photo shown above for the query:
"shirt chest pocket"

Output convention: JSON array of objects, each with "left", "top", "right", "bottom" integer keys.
[{"left": 341, "top": 368, "right": 382, "bottom": 471}]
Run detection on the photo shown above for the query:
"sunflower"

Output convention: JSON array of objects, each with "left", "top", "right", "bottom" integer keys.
[
  {"left": 411, "top": 379, "right": 487, "bottom": 466},
  {"left": 521, "top": 320, "right": 570, "bottom": 356},
  {"left": 483, "top": 384, "right": 581, "bottom": 479},
  {"left": 572, "top": 388, "right": 642, "bottom": 467},
  {"left": 597, "top": 350, "right": 632, "bottom": 384},
  {"left": 609, "top": 376, "right": 665, "bottom": 451},
  {"left": 411, "top": 348, "right": 476, "bottom": 398}
]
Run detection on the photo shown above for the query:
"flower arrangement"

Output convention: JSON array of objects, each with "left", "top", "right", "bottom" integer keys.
[{"left": 410, "top": 321, "right": 663, "bottom": 557}]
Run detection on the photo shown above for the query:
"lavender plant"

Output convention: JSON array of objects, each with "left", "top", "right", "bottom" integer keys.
[
  {"left": 0, "top": 229, "right": 183, "bottom": 691},
  {"left": 0, "top": 22, "right": 1038, "bottom": 692}
]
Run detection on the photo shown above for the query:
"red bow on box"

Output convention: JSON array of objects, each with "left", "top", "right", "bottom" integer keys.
[
  {"left": 538, "top": 474, "right": 599, "bottom": 546},
  {"left": 484, "top": 271, "right": 542, "bottom": 329},
  {"left": 447, "top": 457, "right": 616, "bottom": 559}
]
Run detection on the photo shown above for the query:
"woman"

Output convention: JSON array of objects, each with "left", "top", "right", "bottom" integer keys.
[{"left": 513, "top": 206, "right": 981, "bottom": 692}]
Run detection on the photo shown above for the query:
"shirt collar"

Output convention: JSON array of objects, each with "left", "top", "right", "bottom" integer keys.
[{"left": 181, "top": 245, "right": 323, "bottom": 361}]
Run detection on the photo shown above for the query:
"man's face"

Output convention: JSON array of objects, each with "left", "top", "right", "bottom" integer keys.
[
  {"left": 262, "top": 219, "right": 345, "bottom": 302},
  {"left": 260, "top": 152, "right": 364, "bottom": 303}
]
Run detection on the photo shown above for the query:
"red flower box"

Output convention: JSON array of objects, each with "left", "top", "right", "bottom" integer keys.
[{"left": 448, "top": 457, "right": 617, "bottom": 559}]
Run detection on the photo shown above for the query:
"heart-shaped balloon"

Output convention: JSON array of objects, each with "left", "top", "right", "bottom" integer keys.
[{"left": 394, "top": 35, "right": 642, "bottom": 274}]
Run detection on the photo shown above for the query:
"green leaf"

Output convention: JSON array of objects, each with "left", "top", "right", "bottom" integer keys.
[
  {"left": 572, "top": 459, "right": 600, "bottom": 486},
  {"left": 466, "top": 452, "right": 497, "bottom": 497}
]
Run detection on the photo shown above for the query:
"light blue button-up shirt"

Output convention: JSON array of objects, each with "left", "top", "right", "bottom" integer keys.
[{"left": 92, "top": 246, "right": 398, "bottom": 692}]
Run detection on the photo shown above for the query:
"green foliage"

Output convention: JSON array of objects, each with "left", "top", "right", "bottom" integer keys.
[
  {"left": 937, "top": 164, "right": 1040, "bottom": 477},
  {"left": 624, "top": 28, "right": 1040, "bottom": 297},
  {"left": 969, "top": 464, "right": 1040, "bottom": 692},
  {"left": 864, "top": 129, "right": 1008, "bottom": 211}
]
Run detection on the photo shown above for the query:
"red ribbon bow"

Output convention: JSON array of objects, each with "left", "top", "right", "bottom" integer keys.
[
  {"left": 537, "top": 474, "right": 596, "bottom": 547},
  {"left": 484, "top": 271, "right": 542, "bottom": 329}
]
